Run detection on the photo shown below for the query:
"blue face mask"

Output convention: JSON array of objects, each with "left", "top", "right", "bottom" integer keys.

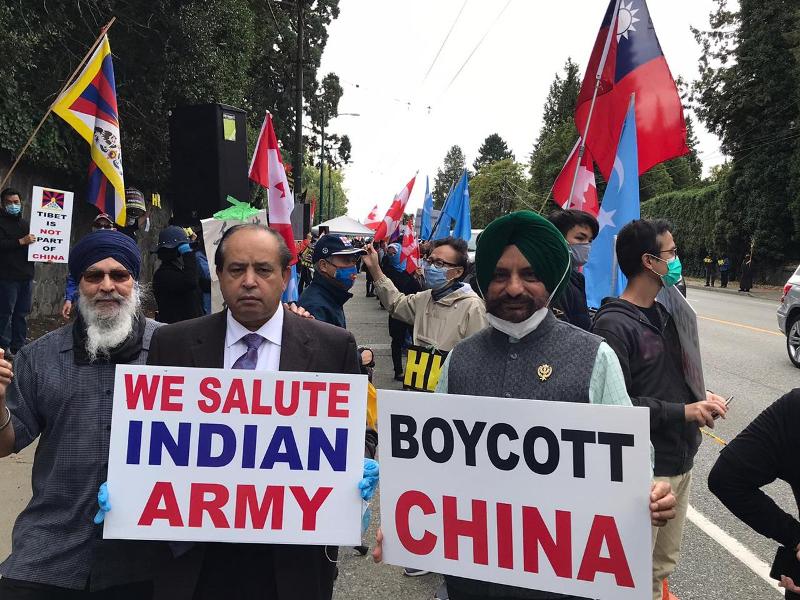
[
  {"left": 423, "top": 262, "right": 450, "bottom": 290},
  {"left": 4, "top": 204, "right": 21, "bottom": 216},
  {"left": 334, "top": 265, "right": 358, "bottom": 290}
]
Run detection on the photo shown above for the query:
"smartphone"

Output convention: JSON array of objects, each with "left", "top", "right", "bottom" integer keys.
[{"left": 770, "top": 546, "right": 800, "bottom": 582}]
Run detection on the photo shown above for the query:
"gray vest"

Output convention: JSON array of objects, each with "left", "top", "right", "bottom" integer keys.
[
  {"left": 445, "top": 312, "right": 602, "bottom": 600},
  {"left": 448, "top": 311, "right": 601, "bottom": 403}
]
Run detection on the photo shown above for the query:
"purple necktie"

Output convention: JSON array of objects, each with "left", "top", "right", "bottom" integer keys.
[{"left": 232, "top": 333, "right": 265, "bottom": 370}]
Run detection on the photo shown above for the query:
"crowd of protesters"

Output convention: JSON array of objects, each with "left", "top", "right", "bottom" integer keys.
[{"left": 0, "top": 185, "right": 798, "bottom": 600}]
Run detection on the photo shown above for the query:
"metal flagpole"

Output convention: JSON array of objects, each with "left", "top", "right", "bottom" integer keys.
[
  {"left": 0, "top": 17, "right": 116, "bottom": 191},
  {"left": 427, "top": 180, "right": 455, "bottom": 241},
  {"left": 566, "top": 0, "right": 622, "bottom": 207}
]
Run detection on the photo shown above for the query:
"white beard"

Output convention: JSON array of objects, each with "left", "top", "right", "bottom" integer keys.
[{"left": 77, "top": 285, "right": 141, "bottom": 362}]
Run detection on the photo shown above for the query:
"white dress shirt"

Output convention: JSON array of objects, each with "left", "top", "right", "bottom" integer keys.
[{"left": 223, "top": 303, "right": 284, "bottom": 370}]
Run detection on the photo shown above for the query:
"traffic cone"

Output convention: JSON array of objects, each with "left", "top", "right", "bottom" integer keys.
[{"left": 663, "top": 579, "right": 679, "bottom": 600}]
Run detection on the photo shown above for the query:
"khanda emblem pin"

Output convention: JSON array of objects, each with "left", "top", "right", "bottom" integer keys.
[{"left": 537, "top": 364, "right": 553, "bottom": 382}]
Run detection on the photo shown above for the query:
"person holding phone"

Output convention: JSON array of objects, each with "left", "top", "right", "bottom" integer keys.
[{"left": 709, "top": 389, "right": 800, "bottom": 598}]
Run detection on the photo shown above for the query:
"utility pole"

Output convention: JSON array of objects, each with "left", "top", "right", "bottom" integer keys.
[
  {"left": 328, "top": 160, "right": 334, "bottom": 220},
  {"left": 318, "top": 117, "right": 325, "bottom": 225},
  {"left": 293, "top": 0, "right": 305, "bottom": 223}
]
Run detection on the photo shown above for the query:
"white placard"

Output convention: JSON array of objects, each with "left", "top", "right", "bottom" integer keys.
[
  {"left": 657, "top": 285, "right": 706, "bottom": 400},
  {"left": 201, "top": 210, "right": 268, "bottom": 312},
  {"left": 378, "top": 390, "right": 652, "bottom": 600},
  {"left": 104, "top": 365, "right": 367, "bottom": 545},
  {"left": 27, "top": 186, "right": 74, "bottom": 263}
]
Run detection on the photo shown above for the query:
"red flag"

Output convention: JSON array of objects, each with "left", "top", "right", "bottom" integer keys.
[
  {"left": 364, "top": 204, "right": 380, "bottom": 231},
  {"left": 552, "top": 138, "right": 599, "bottom": 216},
  {"left": 401, "top": 217, "right": 420, "bottom": 274},
  {"left": 575, "top": 0, "right": 688, "bottom": 179},
  {"left": 373, "top": 175, "right": 417, "bottom": 242},
  {"left": 249, "top": 112, "right": 297, "bottom": 262}
]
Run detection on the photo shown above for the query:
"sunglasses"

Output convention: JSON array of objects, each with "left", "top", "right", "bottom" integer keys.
[{"left": 82, "top": 269, "right": 132, "bottom": 284}]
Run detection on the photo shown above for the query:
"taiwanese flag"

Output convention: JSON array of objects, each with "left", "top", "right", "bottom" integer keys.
[{"left": 575, "top": 0, "right": 688, "bottom": 179}]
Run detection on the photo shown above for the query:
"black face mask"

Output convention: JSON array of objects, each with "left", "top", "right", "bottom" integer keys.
[{"left": 157, "top": 248, "right": 180, "bottom": 262}]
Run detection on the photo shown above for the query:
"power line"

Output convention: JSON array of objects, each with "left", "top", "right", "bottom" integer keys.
[
  {"left": 422, "top": 0, "right": 469, "bottom": 83},
  {"left": 441, "top": 0, "right": 512, "bottom": 94}
]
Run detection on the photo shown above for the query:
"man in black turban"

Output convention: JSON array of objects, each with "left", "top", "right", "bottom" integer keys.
[
  {"left": 0, "top": 229, "right": 172, "bottom": 598},
  {"left": 373, "top": 211, "right": 678, "bottom": 600}
]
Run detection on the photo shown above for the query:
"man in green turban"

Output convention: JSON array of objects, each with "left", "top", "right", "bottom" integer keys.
[{"left": 433, "top": 211, "right": 676, "bottom": 600}]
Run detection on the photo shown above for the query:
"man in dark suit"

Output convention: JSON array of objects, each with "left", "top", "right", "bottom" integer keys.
[{"left": 147, "top": 223, "right": 377, "bottom": 600}]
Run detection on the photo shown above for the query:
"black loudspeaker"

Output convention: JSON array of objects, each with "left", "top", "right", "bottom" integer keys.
[{"left": 169, "top": 104, "right": 249, "bottom": 222}]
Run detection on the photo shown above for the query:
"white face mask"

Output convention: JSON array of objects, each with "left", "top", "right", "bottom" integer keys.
[{"left": 486, "top": 307, "right": 549, "bottom": 340}]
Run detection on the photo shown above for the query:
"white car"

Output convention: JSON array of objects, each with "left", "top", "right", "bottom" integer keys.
[
  {"left": 777, "top": 265, "right": 800, "bottom": 368},
  {"left": 467, "top": 228, "right": 483, "bottom": 264}
]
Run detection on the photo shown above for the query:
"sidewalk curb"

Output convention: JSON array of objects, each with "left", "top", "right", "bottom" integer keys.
[{"left": 685, "top": 281, "right": 781, "bottom": 303}]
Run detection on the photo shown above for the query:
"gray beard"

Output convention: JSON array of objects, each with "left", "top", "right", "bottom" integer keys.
[{"left": 77, "top": 285, "right": 141, "bottom": 362}]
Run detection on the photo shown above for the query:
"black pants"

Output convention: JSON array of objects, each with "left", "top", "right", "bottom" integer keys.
[
  {"left": 705, "top": 271, "right": 716, "bottom": 286},
  {"left": 389, "top": 316, "right": 410, "bottom": 377},
  {"left": 365, "top": 270, "right": 374, "bottom": 296},
  {"left": 721, "top": 271, "right": 729, "bottom": 287},
  {"left": 0, "top": 578, "right": 152, "bottom": 600}
]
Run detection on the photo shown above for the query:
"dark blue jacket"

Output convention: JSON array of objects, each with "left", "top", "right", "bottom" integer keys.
[
  {"left": 556, "top": 269, "right": 592, "bottom": 331},
  {"left": 298, "top": 272, "right": 352, "bottom": 328}
]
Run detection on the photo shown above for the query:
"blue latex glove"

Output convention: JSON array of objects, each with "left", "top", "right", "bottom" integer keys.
[
  {"left": 358, "top": 458, "right": 379, "bottom": 501},
  {"left": 94, "top": 482, "right": 111, "bottom": 524},
  {"left": 177, "top": 243, "right": 191, "bottom": 255}
]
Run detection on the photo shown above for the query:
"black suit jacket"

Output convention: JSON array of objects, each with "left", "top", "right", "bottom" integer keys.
[{"left": 147, "top": 309, "right": 375, "bottom": 600}]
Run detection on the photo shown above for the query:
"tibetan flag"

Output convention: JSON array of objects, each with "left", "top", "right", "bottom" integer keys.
[
  {"left": 552, "top": 138, "right": 599, "bottom": 216},
  {"left": 575, "top": 0, "right": 688, "bottom": 179},
  {"left": 53, "top": 35, "right": 126, "bottom": 225}
]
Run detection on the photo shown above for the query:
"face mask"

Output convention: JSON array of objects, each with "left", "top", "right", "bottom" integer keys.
[
  {"left": 5, "top": 204, "right": 21, "bottom": 216},
  {"left": 486, "top": 307, "right": 549, "bottom": 340},
  {"left": 423, "top": 262, "right": 450, "bottom": 290},
  {"left": 126, "top": 217, "right": 136, "bottom": 226},
  {"left": 649, "top": 255, "right": 682, "bottom": 287},
  {"left": 569, "top": 243, "right": 591, "bottom": 267},
  {"left": 334, "top": 265, "right": 358, "bottom": 290}
]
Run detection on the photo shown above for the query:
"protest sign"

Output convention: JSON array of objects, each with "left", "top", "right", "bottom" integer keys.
[
  {"left": 657, "top": 284, "right": 706, "bottom": 400},
  {"left": 104, "top": 365, "right": 368, "bottom": 545},
  {"left": 378, "top": 390, "right": 652, "bottom": 600},
  {"left": 201, "top": 210, "right": 267, "bottom": 312},
  {"left": 28, "top": 186, "right": 74, "bottom": 263},
  {"left": 403, "top": 346, "right": 448, "bottom": 392}
]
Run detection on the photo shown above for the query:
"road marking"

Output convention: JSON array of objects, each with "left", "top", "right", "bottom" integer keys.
[
  {"left": 686, "top": 505, "right": 782, "bottom": 595},
  {"left": 697, "top": 315, "right": 783, "bottom": 337}
]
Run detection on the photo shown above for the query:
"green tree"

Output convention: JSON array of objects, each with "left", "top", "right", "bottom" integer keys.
[
  {"left": 0, "top": 0, "right": 343, "bottom": 196},
  {"left": 469, "top": 159, "right": 528, "bottom": 227},
  {"left": 433, "top": 145, "right": 466, "bottom": 209},
  {"left": 529, "top": 59, "right": 581, "bottom": 206},
  {"left": 692, "top": 0, "right": 800, "bottom": 268},
  {"left": 473, "top": 133, "right": 513, "bottom": 172}
]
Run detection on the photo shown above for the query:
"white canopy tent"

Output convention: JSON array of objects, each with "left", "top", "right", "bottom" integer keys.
[{"left": 313, "top": 215, "right": 375, "bottom": 237}]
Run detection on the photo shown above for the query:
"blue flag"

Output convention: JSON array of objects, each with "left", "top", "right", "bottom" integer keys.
[
  {"left": 584, "top": 99, "right": 640, "bottom": 309},
  {"left": 421, "top": 177, "right": 434, "bottom": 240},
  {"left": 432, "top": 182, "right": 454, "bottom": 240},
  {"left": 282, "top": 264, "right": 299, "bottom": 303},
  {"left": 443, "top": 169, "right": 472, "bottom": 241}
]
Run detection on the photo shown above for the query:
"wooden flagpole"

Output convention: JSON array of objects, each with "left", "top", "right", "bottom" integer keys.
[{"left": 0, "top": 17, "right": 116, "bottom": 191}]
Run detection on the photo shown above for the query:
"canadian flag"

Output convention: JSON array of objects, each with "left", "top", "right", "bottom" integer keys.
[
  {"left": 364, "top": 204, "right": 380, "bottom": 231},
  {"left": 249, "top": 112, "right": 297, "bottom": 262},
  {"left": 373, "top": 174, "right": 417, "bottom": 242},
  {"left": 401, "top": 217, "right": 420, "bottom": 275},
  {"left": 552, "top": 138, "right": 599, "bottom": 216}
]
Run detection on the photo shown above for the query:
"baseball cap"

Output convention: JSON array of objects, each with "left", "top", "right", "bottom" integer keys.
[
  {"left": 93, "top": 213, "right": 115, "bottom": 228},
  {"left": 312, "top": 234, "right": 366, "bottom": 264},
  {"left": 156, "top": 225, "right": 190, "bottom": 250}
]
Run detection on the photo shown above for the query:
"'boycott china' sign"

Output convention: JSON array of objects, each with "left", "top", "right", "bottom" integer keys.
[
  {"left": 378, "top": 390, "right": 652, "bottom": 600},
  {"left": 104, "top": 365, "right": 367, "bottom": 546}
]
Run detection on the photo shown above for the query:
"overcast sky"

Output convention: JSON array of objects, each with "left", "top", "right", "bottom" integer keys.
[{"left": 318, "top": 0, "right": 729, "bottom": 221}]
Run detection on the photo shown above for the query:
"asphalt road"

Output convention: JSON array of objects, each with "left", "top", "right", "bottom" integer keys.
[{"left": 0, "top": 278, "right": 796, "bottom": 600}]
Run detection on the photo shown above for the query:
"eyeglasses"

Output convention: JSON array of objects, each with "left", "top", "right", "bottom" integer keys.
[
  {"left": 82, "top": 269, "right": 132, "bottom": 284},
  {"left": 659, "top": 247, "right": 679, "bottom": 259},
  {"left": 424, "top": 258, "right": 459, "bottom": 270}
]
